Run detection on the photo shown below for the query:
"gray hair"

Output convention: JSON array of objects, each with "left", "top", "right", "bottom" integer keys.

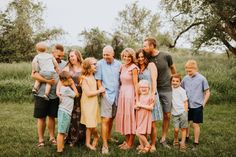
[{"left": 103, "top": 45, "right": 114, "bottom": 54}]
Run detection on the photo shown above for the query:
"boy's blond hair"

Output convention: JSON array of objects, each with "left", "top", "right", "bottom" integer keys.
[
  {"left": 36, "top": 42, "right": 47, "bottom": 52},
  {"left": 185, "top": 59, "right": 198, "bottom": 70}
]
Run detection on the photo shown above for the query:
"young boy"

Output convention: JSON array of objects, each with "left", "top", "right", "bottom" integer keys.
[
  {"left": 56, "top": 71, "right": 76, "bottom": 153},
  {"left": 171, "top": 74, "right": 188, "bottom": 152},
  {"left": 181, "top": 60, "right": 210, "bottom": 150},
  {"left": 32, "top": 42, "right": 59, "bottom": 100}
]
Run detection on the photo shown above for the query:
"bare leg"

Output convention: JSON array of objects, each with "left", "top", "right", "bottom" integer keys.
[
  {"left": 57, "top": 133, "right": 64, "bottom": 152},
  {"left": 86, "top": 128, "right": 96, "bottom": 150},
  {"left": 173, "top": 128, "right": 179, "bottom": 143},
  {"left": 101, "top": 117, "right": 110, "bottom": 148},
  {"left": 37, "top": 118, "right": 46, "bottom": 143},
  {"left": 107, "top": 118, "right": 114, "bottom": 140},
  {"left": 193, "top": 123, "right": 200, "bottom": 143},
  {"left": 128, "top": 134, "right": 135, "bottom": 147},
  {"left": 48, "top": 116, "right": 56, "bottom": 140},
  {"left": 181, "top": 128, "right": 187, "bottom": 144},
  {"left": 45, "top": 83, "right": 51, "bottom": 96},
  {"left": 150, "top": 121, "right": 157, "bottom": 149},
  {"left": 161, "top": 112, "right": 171, "bottom": 142},
  {"left": 33, "top": 80, "right": 40, "bottom": 91},
  {"left": 92, "top": 128, "right": 99, "bottom": 148}
]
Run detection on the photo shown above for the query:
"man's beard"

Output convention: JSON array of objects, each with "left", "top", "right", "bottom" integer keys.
[{"left": 56, "top": 58, "right": 61, "bottom": 63}]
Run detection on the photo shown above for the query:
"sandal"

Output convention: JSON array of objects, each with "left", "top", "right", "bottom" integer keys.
[
  {"left": 49, "top": 138, "right": 57, "bottom": 146},
  {"left": 138, "top": 145, "right": 150, "bottom": 154},
  {"left": 173, "top": 141, "right": 179, "bottom": 148},
  {"left": 136, "top": 144, "right": 144, "bottom": 150},
  {"left": 179, "top": 143, "right": 187, "bottom": 152},
  {"left": 120, "top": 142, "right": 131, "bottom": 150},
  {"left": 118, "top": 141, "right": 127, "bottom": 148},
  {"left": 37, "top": 141, "right": 45, "bottom": 148},
  {"left": 149, "top": 145, "right": 156, "bottom": 153}
]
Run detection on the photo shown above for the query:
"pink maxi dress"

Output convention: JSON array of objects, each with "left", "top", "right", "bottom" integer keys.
[
  {"left": 136, "top": 95, "right": 152, "bottom": 134},
  {"left": 116, "top": 64, "right": 138, "bottom": 135}
]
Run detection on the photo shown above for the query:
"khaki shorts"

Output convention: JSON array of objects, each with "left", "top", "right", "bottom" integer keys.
[
  {"left": 172, "top": 112, "right": 188, "bottom": 129},
  {"left": 101, "top": 96, "right": 117, "bottom": 118}
]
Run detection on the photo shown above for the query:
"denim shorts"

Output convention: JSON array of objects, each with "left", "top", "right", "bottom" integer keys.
[{"left": 58, "top": 110, "right": 71, "bottom": 134}]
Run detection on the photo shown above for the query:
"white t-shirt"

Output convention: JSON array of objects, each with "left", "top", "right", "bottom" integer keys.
[{"left": 171, "top": 86, "right": 188, "bottom": 116}]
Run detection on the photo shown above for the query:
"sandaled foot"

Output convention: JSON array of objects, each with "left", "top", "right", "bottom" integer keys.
[
  {"left": 49, "top": 138, "right": 57, "bottom": 146},
  {"left": 32, "top": 88, "right": 38, "bottom": 95},
  {"left": 102, "top": 146, "right": 109, "bottom": 155},
  {"left": 86, "top": 144, "right": 96, "bottom": 151},
  {"left": 149, "top": 145, "right": 156, "bottom": 153},
  {"left": 92, "top": 136, "right": 100, "bottom": 148},
  {"left": 120, "top": 142, "right": 131, "bottom": 150},
  {"left": 118, "top": 141, "right": 127, "bottom": 148},
  {"left": 136, "top": 144, "right": 144, "bottom": 150},
  {"left": 160, "top": 140, "right": 171, "bottom": 149},
  {"left": 138, "top": 145, "right": 150, "bottom": 154},
  {"left": 173, "top": 140, "right": 179, "bottom": 148},
  {"left": 43, "top": 94, "right": 49, "bottom": 101},
  {"left": 37, "top": 141, "right": 45, "bottom": 148},
  {"left": 180, "top": 143, "right": 187, "bottom": 152}
]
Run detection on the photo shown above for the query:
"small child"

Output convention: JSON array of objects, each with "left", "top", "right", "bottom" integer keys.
[
  {"left": 135, "top": 80, "right": 154, "bottom": 154},
  {"left": 181, "top": 60, "right": 210, "bottom": 150},
  {"left": 32, "top": 42, "right": 59, "bottom": 100},
  {"left": 56, "top": 71, "right": 76, "bottom": 153},
  {"left": 171, "top": 74, "right": 188, "bottom": 152},
  {"left": 80, "top": 57, "right": 105, "bottom": 150}
]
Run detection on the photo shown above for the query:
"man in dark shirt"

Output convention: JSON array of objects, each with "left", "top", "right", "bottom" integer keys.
[{"left": 143, "top": 37, "right": 176, "bottom": 148}]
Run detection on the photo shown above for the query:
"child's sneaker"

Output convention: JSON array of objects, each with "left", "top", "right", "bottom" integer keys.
[
  {"left": 32, "top": 88, "right": 38, "bottom": 95},
  {"left": 43, "top": 94, "right": 49, "bottom": 101}
]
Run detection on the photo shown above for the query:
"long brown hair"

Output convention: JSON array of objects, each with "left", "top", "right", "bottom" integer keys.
[{"left": 67, "top": 50, "right": 84, "bottom": 68}]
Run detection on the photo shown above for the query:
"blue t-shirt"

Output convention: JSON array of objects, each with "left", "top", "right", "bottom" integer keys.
[{"left": 181, "top": 72, "right": 209, "bottom": 108}]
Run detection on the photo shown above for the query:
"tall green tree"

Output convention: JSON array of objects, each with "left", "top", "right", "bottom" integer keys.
[
  {"left": 115, "top": 1, "right": 160, "bottom": 48},
  {"left": 80, "top": 27, "right": 109, "bottom": 59},
  {"left": 0, "top": 0, "right": 63, "bottom": 62},
  {"left": 161, "top": 0, "right": 236, "bottom": 55}
]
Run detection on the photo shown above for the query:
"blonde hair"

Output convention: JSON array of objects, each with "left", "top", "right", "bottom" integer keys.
[
  {"left": 82, "top": 57, "right": 97, "bottom": 76},
  {"left": 138, "top": 80, "right": 150, "bottom": 94},
  {"left": 185, "top": 59, "right": 198, "bottom": 70},
  {"left": 120, "top": 48, "right": 137, "bottom": 63},
  {"left": 36, "top": 42, "right": 47, "bottom": 52}
]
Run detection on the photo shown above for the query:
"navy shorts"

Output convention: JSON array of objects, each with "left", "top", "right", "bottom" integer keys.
[
  {"left": 188, "top": 106, "right": 203, "bottom": 123},
  {"left": 33, "top": 96, "right": 59, "bottom": 118}
]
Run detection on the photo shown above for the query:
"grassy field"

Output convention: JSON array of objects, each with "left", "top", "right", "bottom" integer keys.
[
  {"left": 0, "top": 102, "right": 235, "bottom": 157},
  {"left": 0, "top": 52, "right": 235, "bottom": 156}
]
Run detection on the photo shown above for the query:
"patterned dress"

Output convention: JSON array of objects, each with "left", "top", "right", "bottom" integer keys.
[
  {"left": 116, "top": 64, "right": 138, "bottom": 135},
  {"left": 66, "top": 67, "right": 86, "bottom": 146},
  {"left": 138, "top": 68, "right": 163, "bottom": 121}
]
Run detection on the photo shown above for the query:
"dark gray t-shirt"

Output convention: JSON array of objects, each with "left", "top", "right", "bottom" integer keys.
[{"left": 149, "top": 52, "right": 173, "bottom": 92}]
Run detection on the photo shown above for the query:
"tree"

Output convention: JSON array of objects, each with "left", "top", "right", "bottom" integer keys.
[
  {"left": 0, "top": 0, "right": 63, "bottom": 62},
  {"left": 161, "top": 0, "right": 236, "bottom": 55},
  {"left": 80, "top": 27, "right": 109, "bottom": 59},
  {"left": 111, "top": 31, "right": 124, "bottom": 59},
  {"left": 115, "top": 1, "right": 161, "bottom": 48}
]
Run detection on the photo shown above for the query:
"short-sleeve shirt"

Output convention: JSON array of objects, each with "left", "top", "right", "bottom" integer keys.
[
  {"left": 36, "top": 60, "right": 67, "bottom": 99},
  {"left": 32, "top": 52, "right": 56, "bottom": 72},
  {"left": 171, "top": 86, "right": 188, "bottom": 115},
  {"left": 94, "top": 59, "right": 121, "bottom": 105},
  {"left": 149, "top": 52, "right": 173, "bottom": 92},
  {"left": 59, "top": 86, "right": 76, "bottom": 115},
  {"left": 181, "top": 72, "right": 209, "bottom": 108}
]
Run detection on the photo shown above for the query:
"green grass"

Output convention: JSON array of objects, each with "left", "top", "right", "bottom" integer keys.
[{"left": 0, "top": 102, "right": 236, "bottom": 157}]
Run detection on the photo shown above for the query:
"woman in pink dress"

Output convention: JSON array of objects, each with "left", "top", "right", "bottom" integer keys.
[
  {"left": 135, "top": 80, "right": 154, "bottom": 153},
  {"left": 116, "top": 48, "right": 139, "bottom": 149}
]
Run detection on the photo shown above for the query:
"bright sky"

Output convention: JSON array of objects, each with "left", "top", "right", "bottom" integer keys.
[{"left": 0, "top": 0, "right": 192, "bottom": 48}]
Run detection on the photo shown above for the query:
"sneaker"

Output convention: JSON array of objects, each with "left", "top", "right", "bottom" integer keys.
[
  {"left": 43, "top": 95, "right": 49, "bottom": 101},
  {"left": 160, "top": 140, "right": 171, "bottom": 149},
  {"left": 102, "top": 146, "right": 109, "bottom": 155},
  {"left": 32, "top": 88, "right": 38, "bottom": 95},
  {"left": 191, "top": 143, "right": 199, "bottom": 151}
]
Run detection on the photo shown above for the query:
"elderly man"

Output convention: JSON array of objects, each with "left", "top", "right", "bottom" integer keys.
[
  {"left": 143, "top": 38, "right": 176, "bottom": 148},
  {"left": 31, "top": 44, "right": 66, "bottom": 147},
  {"left": 95, "top": 45, "right": 121, "bottom": 154}
]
